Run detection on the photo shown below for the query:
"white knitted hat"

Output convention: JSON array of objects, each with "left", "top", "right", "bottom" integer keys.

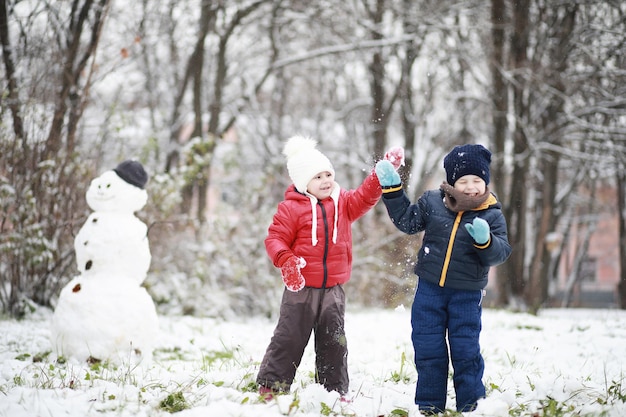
[{"left": 283, "top": 136, "right": 335, "bottom": 193}]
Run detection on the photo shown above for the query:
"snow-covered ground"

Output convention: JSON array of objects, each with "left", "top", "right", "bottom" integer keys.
[{"left": 1, "top": 306, "right": 626, "bottom": 416}]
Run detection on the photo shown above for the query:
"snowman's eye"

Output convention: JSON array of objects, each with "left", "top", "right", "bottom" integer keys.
[{"left": 106, "top": 184, "right": 111, "bottom": 188}]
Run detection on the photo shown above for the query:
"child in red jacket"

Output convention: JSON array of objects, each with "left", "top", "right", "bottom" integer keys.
[{"left": 256, "top": 135, "right": 402, "bottom": 399}]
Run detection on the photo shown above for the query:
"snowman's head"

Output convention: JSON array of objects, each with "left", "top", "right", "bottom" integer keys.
[{"left": 86, "top": 170, "right": 148, "bottom": 213}]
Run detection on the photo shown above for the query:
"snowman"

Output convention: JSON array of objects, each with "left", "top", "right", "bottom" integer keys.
[{"left": 51, "top": 160, "right": 159, "bottom": 364}]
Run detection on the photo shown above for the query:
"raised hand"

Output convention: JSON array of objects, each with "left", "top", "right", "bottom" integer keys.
[
  {"left": 375, "top": 160, "right": 401, "bottom": 187},
  {"left": 384, "top": 146, "right": 405, "bottom": 170},
  {"left": 465, "top": 217, "right": 490, "bottom": 244}
]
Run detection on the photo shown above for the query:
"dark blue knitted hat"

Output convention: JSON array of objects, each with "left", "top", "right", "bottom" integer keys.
[
  {"left": 443, "top": 144, "right": 491, "bottom": 186},
  {"left": 113, "top": 160, "right": 148, "bottom": 189}
]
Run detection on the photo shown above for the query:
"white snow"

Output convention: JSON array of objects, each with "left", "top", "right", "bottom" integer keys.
[{"left": 2, "top": 306, "right": 626, "bottom": 416}]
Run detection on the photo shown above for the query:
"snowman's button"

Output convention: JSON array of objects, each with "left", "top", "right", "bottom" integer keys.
[
  {"left": 72, "top": 283, "right": 81, "bottom": 293},
  {"left": 86, "top": 260, "right": 93, "bottom": 270}
]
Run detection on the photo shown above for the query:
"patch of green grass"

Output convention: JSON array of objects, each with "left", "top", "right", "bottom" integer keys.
[
  {"left": 536, "top": 396, "right": 575, "bottom": 417},
  {"left": 320, "top": 401, "right": 333, "bottom": 416},
  {"left": 159, "top": 391, "right": 189, "bottom": 413},
  {"left": 598, "top": 378, "right": 626, "bottom": 405},
  {"left": 515, "top": 324, "right": 543, "bottom": 331},
  {"left": 236, "top": 372, "right": 257, "bottom": 392},
  {"left": 387, "top": 351, "right": 414, "bottom": 384},
  {"left": 154, "top": 346, "right": 188, "bottom": 361},
  {"left": 202, "top": 348, "right": 235, "bottom": 368},
  {"left": 389, "top": 408, "right": 410, "bottom": 417},
  {"left": 15, "top": 352, "right": 31, "bottom": 361}
]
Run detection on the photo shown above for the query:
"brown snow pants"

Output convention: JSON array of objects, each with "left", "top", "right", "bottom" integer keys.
[{"left": 256, "top": 285, "right": 348, "bottom": 394}]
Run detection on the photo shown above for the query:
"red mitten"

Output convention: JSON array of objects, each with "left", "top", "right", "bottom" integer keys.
[
  {"left": 280, "top": 256, "right": 306, "bottom": 292},
  {"left": 384, "top": 146, "right": 405, "bottom": 170}
]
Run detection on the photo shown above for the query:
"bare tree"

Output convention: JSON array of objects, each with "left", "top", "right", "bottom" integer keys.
[
  {"left": 618, "top": 159, "right": 626, "bottom": 307},
  {"left": 489, "top": 0, "right": 626, "bottom": 312},
  {"left": 0, "top": 0, "right": 111, "bottom": 316},
  {"left": 489, "top": 0, "right": 510, "bottom": 306},
  {"left": 164, "top": 0, "right": 275, "bottom": 225}
]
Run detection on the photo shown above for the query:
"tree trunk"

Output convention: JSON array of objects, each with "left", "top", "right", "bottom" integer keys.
[
  {"left": 524, "top": 4, "right": 577, "bottom": 313},
  {"left": 490, "top": 0, "right": 509, "bottom": 306},
  {"left": 398, "top": 0, "right": 419, "bottom": 181},
  {"left": 526, "top": 153, "right": 559, "bottom": 311},
  {"left": 0, "top": 0, "right": 25, "bottom": 142},
  {"left": 504, "top": 0, "right": 531, "bottom": 308},
  {"left": 617, "top": 163, "right": 626, "bottom": 308},
  {"left": 367, "top": 0, "right": 387, "bottom": 158}
]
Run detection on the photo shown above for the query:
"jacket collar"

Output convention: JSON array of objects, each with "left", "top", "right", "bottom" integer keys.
[{"left": 303, "top": 182, "right": 340, "bottom": 246}]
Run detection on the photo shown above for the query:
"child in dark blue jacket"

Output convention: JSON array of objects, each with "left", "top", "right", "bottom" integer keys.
[{"left": 376, "top": 144, "right": 511, "bottom": 414}]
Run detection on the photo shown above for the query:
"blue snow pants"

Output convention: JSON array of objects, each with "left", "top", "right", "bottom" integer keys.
[{"left": 411, "top": 278, "right": 486, "bottom": 413}]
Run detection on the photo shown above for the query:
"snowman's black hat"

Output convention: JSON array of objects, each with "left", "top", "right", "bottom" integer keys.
[{"left": 113, "top": 160, "right": 148, "bottom": 189}]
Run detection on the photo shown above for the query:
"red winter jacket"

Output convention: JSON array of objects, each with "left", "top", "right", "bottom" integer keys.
[{"left": 265, "top": 172, "right": 381, "bottom": 288}]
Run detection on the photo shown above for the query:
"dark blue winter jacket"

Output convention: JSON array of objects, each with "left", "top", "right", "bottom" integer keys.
[{"left": 381, "top": 187, "right": 511, "bottom": 290}]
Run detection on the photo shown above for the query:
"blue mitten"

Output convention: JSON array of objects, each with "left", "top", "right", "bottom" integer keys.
[
  {"left": 375, "top": 160, "right": 401, "bottom": 187},
  {"left": 465, "top": 217, "right": 490, "bottom": 244}
]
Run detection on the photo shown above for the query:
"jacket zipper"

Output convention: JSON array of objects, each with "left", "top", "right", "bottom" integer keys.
[
  {"left": 438, "top": 211, "right": 464, "bottom": 287},
  {"left": 314, "top": 201, "right": 330, "bottom": 327},
  {"left": 319, "top": 201, "right": 329, "bottom": 289}
]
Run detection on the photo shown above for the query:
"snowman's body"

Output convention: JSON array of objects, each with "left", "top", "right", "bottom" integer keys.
[
  {"left": 51, "top": 274, "right": 159, "bottom": 362},
  {"left": 51, "top": 166, "right": 159, "bottom": 364},
  {"left": 74, "top": 211, "right": 151, "bottom": 283}
]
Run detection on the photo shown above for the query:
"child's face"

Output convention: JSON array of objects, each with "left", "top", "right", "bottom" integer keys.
[
  {"left": 453, "top": 174, "right": 486, "bottom": 196},
  {"left": 306, "top": 171, "right": 335, "bottom": 200}
]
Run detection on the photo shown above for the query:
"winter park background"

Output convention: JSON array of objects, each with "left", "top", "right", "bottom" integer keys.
[{"left": 2, "top": 1, "right": 626, "bottom": 416}]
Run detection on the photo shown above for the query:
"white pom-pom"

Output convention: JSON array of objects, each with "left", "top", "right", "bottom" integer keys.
[{"left": 283, "top": 135, "right": 318, "bottom": 158}]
